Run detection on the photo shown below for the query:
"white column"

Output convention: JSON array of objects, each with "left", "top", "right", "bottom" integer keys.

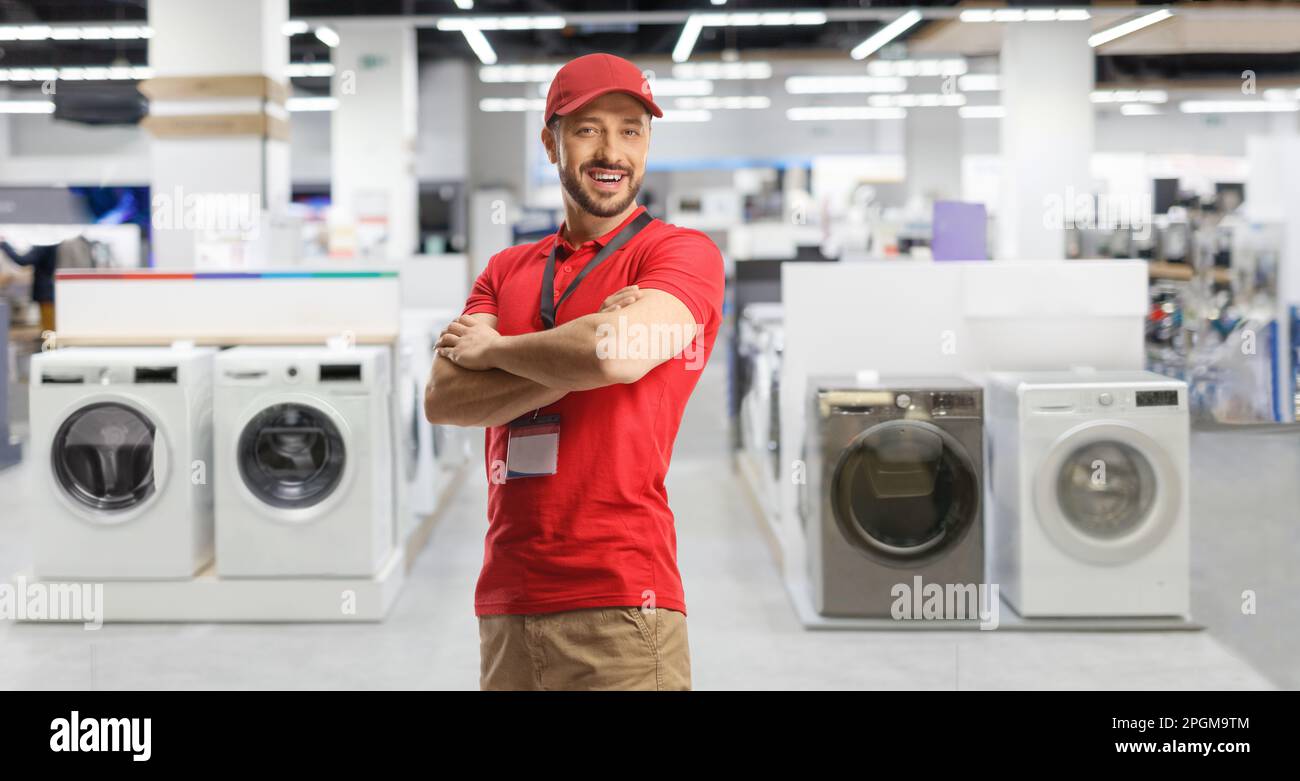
[
  {"left": 330, "top": 23, "right": 418, "bottom": 261},
  {"left": 145, "top": 0, "right": 290, "bottom": 269},
  {"left": 998, "top": 21, "right": 1093, "bottom": 260},
  {"left": 905, "top": 106, "right": 963, "bottom": 204}
]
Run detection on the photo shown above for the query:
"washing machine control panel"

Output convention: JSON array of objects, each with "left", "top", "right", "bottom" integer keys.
[{"left": 1027, "top": 386, "right": 1186, "bottom": 416}]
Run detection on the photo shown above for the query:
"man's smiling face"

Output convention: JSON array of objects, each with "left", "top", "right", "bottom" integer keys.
[{"left": 544, "top": 91, "right": 650, "bottom": 219}]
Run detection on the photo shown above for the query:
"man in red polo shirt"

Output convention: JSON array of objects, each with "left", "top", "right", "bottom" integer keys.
[{"left": 425, "top": 53, "right": 724, "bottom": 691}]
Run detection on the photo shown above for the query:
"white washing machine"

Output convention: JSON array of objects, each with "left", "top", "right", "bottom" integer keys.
[
  {"left": 398, "top": 309, "right": 453, "bottom": 537},
  {"left": 214, "top": 345, "right": 395, "bottom": 578},
  {"left": 29, "top": 346, "right": 216, "bottom": 579},
  {"left": 986, "top": 371, "right": 1190, "bottom": 617},
  {"left": 737, "top": 303, "right": 784, "bottom": 512}
]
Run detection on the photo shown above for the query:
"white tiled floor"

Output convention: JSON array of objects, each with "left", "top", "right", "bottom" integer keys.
[{"left": 0, "top": 344, "right": 1288, "bottom": 690}]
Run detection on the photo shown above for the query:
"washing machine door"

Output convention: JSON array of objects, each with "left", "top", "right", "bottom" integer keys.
[
  {"left": 238, "top": 402, "right": 346, "bottom": 510},
  {"left": 51, "top": 401, "right": 159, "bottom": 517},
  {"left": 1035, "top": 422, "right": 1180, "bottom": 564},
  {"left": 830, "top": 419, "right": 979, "bottom": 563}
]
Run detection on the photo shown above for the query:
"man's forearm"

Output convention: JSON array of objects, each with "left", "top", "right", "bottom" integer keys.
[
  {"left": 484, "top": 313, "right": 616, "bottom": 391},
  {"left": 424, "top": 354, "right": 566, "bottom": 427}
]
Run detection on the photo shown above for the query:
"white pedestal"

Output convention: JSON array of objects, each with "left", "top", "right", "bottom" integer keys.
[{"left": 15, "top": 549, "right": 405, "bottom": 624}]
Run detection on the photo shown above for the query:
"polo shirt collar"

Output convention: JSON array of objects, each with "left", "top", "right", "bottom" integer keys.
[{"left": 554, "top": 204, "right": 648, "bottom": 254}]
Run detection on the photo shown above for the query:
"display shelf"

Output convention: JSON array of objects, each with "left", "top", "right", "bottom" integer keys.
[
  {"left": 733, "top": 449, "right": 785, "bottom": 570},
  {"left": 13, "top": 548, "right": 406, "bottom": 624},
  {"left": 782, "top": 557, "right": 1202, "bottom": 633}
]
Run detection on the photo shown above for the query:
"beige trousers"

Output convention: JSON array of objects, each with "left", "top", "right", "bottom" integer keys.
[{"left": 479, "top": 607, "right": 691, "bottom": 691}]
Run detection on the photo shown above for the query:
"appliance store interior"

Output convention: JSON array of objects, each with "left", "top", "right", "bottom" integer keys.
[{"left": 1, "top": 1, "right": 1298, "bottom": 691}]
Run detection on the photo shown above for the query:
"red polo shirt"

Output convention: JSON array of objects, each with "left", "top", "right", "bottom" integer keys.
[{"left": 462, "top": 205, "right": 724, "bottom": 616}]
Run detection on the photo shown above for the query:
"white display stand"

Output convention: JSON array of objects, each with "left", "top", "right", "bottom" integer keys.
[
  {"left": 52, "top": 268, "right": 402, "bottom": 346},
  {"left": 775, "top": 260, "right": 1153, "bottom": 630},
  {"left": 14, "top": 551, "right": 405, "bottom": 624}
]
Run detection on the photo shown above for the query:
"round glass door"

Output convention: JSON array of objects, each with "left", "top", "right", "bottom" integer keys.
[
  {"left": 1055, "top": 440, "right": 1157, "bottom": 540},
  {"left": 831, "top": 420, "right": 978, "bottom": 561},
  {"left": 238, "top": 403, "right": 345, "bottom": 509},
  {"left": 52, "top": 402, "right": 157, "bottom": 514}
]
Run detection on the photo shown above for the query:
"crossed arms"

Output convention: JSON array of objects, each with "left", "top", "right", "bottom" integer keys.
[{"left": 423, "top": 286, "right": 697, "bottom": 428}]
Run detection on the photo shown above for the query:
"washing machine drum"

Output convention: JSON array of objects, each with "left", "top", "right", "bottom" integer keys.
[
  {"left": 52, "top": 401, "right": 157, "bottom": 514},
  {"left": 1054, "top": 440, "right": 1156, "bottom": 539},
  {"left": 238, "top": 403, "right": 346, "bottom": 509},
  {"left": 831, "top": 420, "right": 978, "bottom": 561}
]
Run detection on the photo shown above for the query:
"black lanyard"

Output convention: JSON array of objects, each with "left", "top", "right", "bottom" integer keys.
[{"left": 539, "top": 210, "right": 654, "bottom": 329}]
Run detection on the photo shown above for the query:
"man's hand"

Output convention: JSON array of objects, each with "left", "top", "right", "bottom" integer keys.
[
  {"left": 599, "top": 284, "right": 645, "bottom": 313},
  {"left": 436, "top": 315, "right": 502, "bottom": 371}
]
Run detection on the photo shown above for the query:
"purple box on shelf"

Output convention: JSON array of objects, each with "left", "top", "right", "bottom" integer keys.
[{"left": 932, "top": 200, "right": 988, "bottom": 261}]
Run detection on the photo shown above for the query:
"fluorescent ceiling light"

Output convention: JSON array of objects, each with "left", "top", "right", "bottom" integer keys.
[
  {"left": 1180, "top": 100, "right": 1299, "bottom": 114},
  {"left": 286, "top": 62, "right": 336, "bottom": 78},
  {"left": 1120, "top": 104, "right": 1161, "bottom": 116},
  {"left": 786, "top": 106, "right": 906, "bottom": 121},
  {"left": 18, "top": 25, "right": 52, "bottom": 40},
  {"left": 659, "top": 109, "right": 712, "bottom": 122},
  {"left": 959, "top": 105, "right": 1004, "bottom": 119},
  {"left": 957, "top": 74, "right": 999, "bottom": 92},
  {"left": 479, "top": 97, "right": 546, "bottom": 112},
  {"left": 785, "top": 76, "right": 907, "bottom": 94},
  {"left": 1089, "top": 9, "right": 1174, "bottom": 48},
  {"left": 672, "top": 61, "right": 772, "bottom": 80},
  {"left": 851, "top": 10, "right": 922, "bottom": 61},
  {"left": 672, "top": 16, "right": 705, "bottom": 63},
  {"left": 867, "top": 58, "right": 966, "bottom": 77},
  {"left": 673, "top": 11, "right": 825, "bottom": 63},
  {"left": 287, "top": 96, "right": 339, "bottom": 112},
  {"left": 0, "top": 100, "right": 55, "bottom": 114},
  {"left": 675, "top": 95, "right": 770, "bottom": 110},
  {"left": 314, "top": 26, "right": 340, "bottom": 47},
  {"left": 645, "top": 79, "right": 713, "bottom": 97},
  {"left": 460, "top": 27, "right": 497, "bottom": 65},
  {"left": 282, "top": 20, "right": 310, "bottom": 35},
  {"left": 2, "top": 24, "right": 151, "bottom": 41},
  {"left": 1090, "top": 89, "right": 1167, "bottom": 104},
  {"left": 869, "top": 93, "right": 965, "bottom": 108},
  {"left": 961, "top": 9, "right": 1090, "bottom": 23},
  {"left": 454, "top": 0, "right": 474, "bottom": 8},
  {"left": 437, "top": 16, "right": 565, "bottom": 31},
  {"left": 482, "top": 64, "right": 562, "bottom": 83}
]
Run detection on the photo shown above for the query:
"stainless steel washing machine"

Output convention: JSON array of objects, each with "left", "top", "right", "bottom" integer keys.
[{"left": 802, "top": 376, "right": 985, "bottom": 617}]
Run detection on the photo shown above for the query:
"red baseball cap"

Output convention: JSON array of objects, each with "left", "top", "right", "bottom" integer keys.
[{"left": 544, "top": 53, "right": 664, "bottom": 125}]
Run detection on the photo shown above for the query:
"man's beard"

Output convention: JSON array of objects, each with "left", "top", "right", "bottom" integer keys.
[{"left": 558, "top": 162, "right": 642, "bottom": 218}]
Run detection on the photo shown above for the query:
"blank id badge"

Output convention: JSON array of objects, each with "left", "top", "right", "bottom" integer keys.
[{"left": 506, "top": 414, "right": 560, "bottom": 479}]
